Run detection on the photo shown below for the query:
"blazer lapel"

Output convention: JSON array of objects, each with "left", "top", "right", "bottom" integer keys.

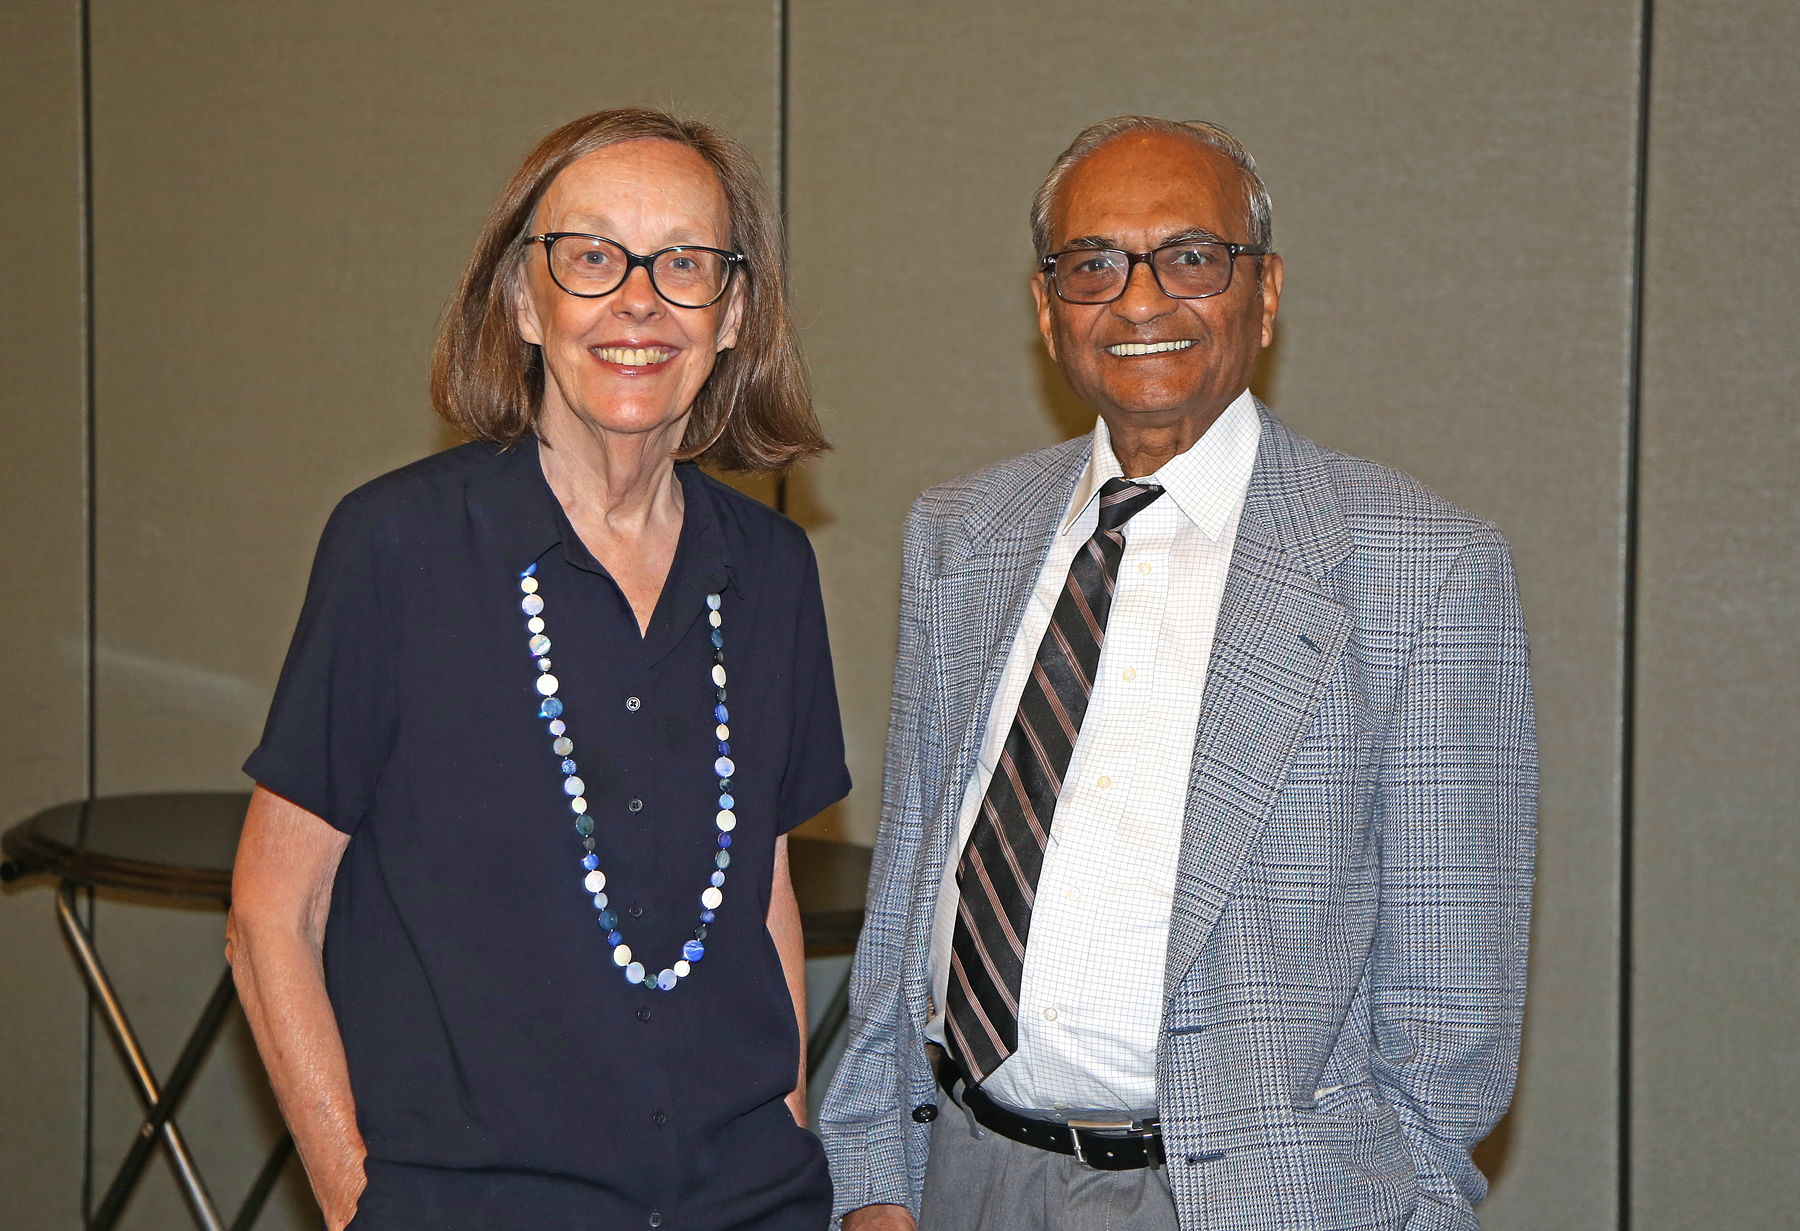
[{"left": 1162, "top": 407, "right": 1354, "bottom": 1000}]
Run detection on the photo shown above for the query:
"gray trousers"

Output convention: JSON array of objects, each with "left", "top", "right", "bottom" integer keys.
[{"left": 916, "top": 1089, "right": 1179, "bottom": 1231}]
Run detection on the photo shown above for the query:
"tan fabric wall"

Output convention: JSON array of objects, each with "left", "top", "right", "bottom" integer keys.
[
  {"left": 1633, "top": 2, "right": 1800, "bottom": 1225},
  {"left": 0, "top": 0, "right": 1793, "bottom": 1227}
]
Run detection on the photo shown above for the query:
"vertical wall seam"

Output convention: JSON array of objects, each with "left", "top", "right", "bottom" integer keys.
[
  {"left": 774, "top": 0, "right": 791, "bottom": 516},
  {"left": 76, "top": 0, "right": 99, "bottom": 1220},
  {"left": 1621, "top": 0, "right": 1656, "bottom": 1226}
]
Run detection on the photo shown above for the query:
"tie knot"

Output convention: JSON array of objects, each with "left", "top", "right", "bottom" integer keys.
[{"left": 1095, "top": 477, "right": 1165, "bottom": 533}]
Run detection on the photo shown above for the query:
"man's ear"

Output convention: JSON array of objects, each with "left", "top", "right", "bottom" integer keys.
[
  {"left": 1257, "top": 253, "right": 1283, "bottom": 349},
  {"left": 1030, "top": 272, "right": 1058, "bottom": 363},
  {"left": 715, "top": 277, "right": 746, "bottom": 352}
]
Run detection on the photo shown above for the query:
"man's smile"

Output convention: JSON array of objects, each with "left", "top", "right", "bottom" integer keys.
[{"left": 1103, "top": 339, "right": 1196, "bottom": 357}]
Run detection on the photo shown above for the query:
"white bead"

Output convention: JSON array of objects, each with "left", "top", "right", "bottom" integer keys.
[
  {"left": 708, "top": 611, "right": 722, "bottom": 628},
  {"left": 715, "top": 724, "right": 729, "bottom": 740},
  {"left": 613, "top": 944, "right": 632, "bottom": 967},
  {"left": 528, "top": 616, "right": 545, "bottom": 634},
  {"left": 530, "top": 634, "right": 551, "bottom": 656},
  {"left": 712, "top": 665, "right": 726, "bottom": 687},
  {"left": 674, "top": 960, "right": 691, "bottom": 977},
  {"left": 571, "top": 797, "right": 587, "bottom": 813},
  {"left": 536, "top": 673, "right": 559, "bottom": 697},
  {"left": 520, "top": 577, "right": 539, "bottom": 594},
  {"left": 548, "top": 719, "right": 566, "bottom": 735},
  {"left": 553, "top": 736, "right": 573, "bottom": 756},
  {"left": 564, "top": 776, "right": 585, "bottom": 796},
  {"left": 706, "top": 594, "right": 721, "bottom": 610},
  {"left": 626, "top": 961, "right": 645, "bottom": 983},
  {"left": 584, "top": 870, "right": 606, "bottom": 893},
  {"left": 592, "top": 892, "right": 608, "bottom": 909},
  {"left": 701, "top": 887, "right": 723, "bottom": 910},
  {"left": 537, "top": 657, "right": 552, "bottom": 672},
  {"left": 521, "top": 594, "right": 544, "bottom": 616},
  {"left": 716, "top": 810, "right": 736, "bottom": 832}
]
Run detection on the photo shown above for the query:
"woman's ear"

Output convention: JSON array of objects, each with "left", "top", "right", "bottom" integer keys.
[
  {"left": 514, "top": 268, "right": 546, "bottom": 347},
  {"left": 714, "top": 278, "right": 746, "bottom": 352}
]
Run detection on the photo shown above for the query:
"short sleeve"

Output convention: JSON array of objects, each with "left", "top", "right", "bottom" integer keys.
[
  {"left": 774, "top": 539, "right": 852, "bottom": 833},
  {"left": 243, "top": 491, "right": 398, "bottom": 834}
]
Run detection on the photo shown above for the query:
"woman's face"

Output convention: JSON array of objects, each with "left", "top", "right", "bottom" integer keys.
[{"left": 516, "top": 139, "right": 744, "bottom": 445}]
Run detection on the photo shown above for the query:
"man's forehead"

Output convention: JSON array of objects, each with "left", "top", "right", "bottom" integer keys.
[{"left": 1052, "top": 133, "right": 1247, "bottom": 244}]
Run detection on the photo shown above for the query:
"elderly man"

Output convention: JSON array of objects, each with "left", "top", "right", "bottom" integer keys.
[{"left": 819, "top": 116, "right": 1535, "bottom": 1231}]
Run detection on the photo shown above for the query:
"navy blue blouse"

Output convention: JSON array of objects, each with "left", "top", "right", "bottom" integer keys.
[{"left": 245, "top": 440, "right": 850, "bottom": 1231}]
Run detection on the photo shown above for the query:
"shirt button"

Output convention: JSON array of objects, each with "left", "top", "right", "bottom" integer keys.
[
  {"left": 629, "top": 904, "right": 644, "bottom": 918},
  {"left": 628, "top": 797, "right": 644, "bottom": 812},
  {"left": 625, "top": 696, "right": 642, "bottom": 712},
  {"left": 652, "top": 1110, "right": 667, "bottom": 1127},
  {"left": 649, "top": 1213, "right": 663, "bottom": 1228},
  {"left": 637, "top": 1007, "right": 652, "bottom": 1022},
  {"left": 1065, "top": 886, "right": 1080, "bottom": 901},
  {"left": 1043, "top": 1007, "right": 1059, "bottom": 1021},
  {"left": 1096, "top": 776, "right": 1111, "bottom": 790},
  {"left": 1121, "top": 668, "right": 1137, "bottom": 682},
  {"left": 1138, "top": 561, "right": 1153, "bottom": 575}
]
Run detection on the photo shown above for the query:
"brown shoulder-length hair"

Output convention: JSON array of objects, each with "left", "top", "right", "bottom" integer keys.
[{"left": 430, "top": 108, "right": 825, "bottom": 472}]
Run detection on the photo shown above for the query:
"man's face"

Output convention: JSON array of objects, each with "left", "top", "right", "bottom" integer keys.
[{"left": 1031, "top": 133, "right": 1282, "bottom": 437}]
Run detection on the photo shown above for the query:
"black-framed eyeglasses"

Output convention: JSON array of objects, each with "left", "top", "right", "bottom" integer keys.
[
  {"left": 526, "top": 233, "right": 746, "bottom": 308},
  {"left": 1042, "top": 240, "right": 1268, "bottom": 305}
]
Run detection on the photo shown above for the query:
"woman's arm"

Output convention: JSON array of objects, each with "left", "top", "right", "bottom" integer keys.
[
  {"left": 767, "top": 834, "right": 809, "bottom": 1125},
  {"left": 226, "top": 785, "right": 365, "bottom": 1230}
]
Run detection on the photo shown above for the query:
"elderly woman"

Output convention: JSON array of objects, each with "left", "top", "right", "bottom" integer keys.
[{"left": 227, "top": 109, "right": 847, "bottom": 1231}]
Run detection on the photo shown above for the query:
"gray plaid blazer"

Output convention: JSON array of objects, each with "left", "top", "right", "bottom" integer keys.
[{"left": 819, "top": 404, "right": 1536, "bottom": 1231}]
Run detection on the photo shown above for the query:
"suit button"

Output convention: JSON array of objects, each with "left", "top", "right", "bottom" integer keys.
[{"left": 911, "top": 1103, "right": 938, "bottom": 1123}]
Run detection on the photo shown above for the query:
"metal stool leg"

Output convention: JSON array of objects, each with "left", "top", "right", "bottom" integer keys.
[{"left": 57, "top": 882, "right": 227, "bottom": 1231}]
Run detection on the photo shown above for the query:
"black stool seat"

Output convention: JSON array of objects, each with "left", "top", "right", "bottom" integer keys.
[{"left": 2, "top": 791, "right": 251, "bottom": 900}]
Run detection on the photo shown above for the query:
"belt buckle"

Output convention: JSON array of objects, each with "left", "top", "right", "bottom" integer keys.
[{"left": 1066, "top": 1118, "right": 1133, "bottom": 1169}]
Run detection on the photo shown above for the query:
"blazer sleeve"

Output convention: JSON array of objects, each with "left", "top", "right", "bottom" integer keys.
[
  {"left": 818, "top": 496, "right": 940, "bottom": 1221},
  {"left": 1373, "top": 523, "right": 1537, "bottom": 1229}
]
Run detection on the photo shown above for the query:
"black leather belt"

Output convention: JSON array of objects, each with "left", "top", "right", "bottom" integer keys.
[{"left": 934, "top": 1054, "right": 1165, "bottom": 1171}]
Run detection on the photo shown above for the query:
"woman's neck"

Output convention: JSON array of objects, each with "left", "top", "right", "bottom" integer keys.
[{"left": 535, "top": 402, "right": 686, "bottom": 538}]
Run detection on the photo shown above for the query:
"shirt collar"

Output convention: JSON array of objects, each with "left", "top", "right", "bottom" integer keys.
[
  {"left": 472, "top": 438, "right": 733, "bottom": 597},
  {"left": 1057, "top": 388, "right": 1262, "bottom": 542}
]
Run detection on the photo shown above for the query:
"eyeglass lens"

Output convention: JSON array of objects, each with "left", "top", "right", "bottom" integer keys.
[
  {"left": 546, "top": 236, "right": 732, "bottom": 307},
  {"left": 1052, "top": 243, "right": 1239, "bottom": 303}
]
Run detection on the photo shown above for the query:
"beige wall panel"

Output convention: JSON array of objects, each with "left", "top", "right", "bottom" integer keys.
[
  {"left": 80, "top": 3, "right": 780, "bottom": 1224},
  {"left": 788, "top": 2, "right": 1641, "bottom": 1225},
  {"left": 1633, "top": 2, "right": 1800, "bottom": 1225},
  {"left": 0, "top": 2, "right": 91, "bottom": 1228}
]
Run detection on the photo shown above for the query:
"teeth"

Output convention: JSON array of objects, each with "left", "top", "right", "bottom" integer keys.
[
  {"left": 1106, "top": 340, "right": 1196, "bottom": 356},
  {"left": 596, "top": 347, "right": 674, "bottom": 365}
]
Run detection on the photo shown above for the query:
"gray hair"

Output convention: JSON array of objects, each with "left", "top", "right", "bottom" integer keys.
[{"left": 1030, "top": 116, "right": 1274, "bottom": 262}]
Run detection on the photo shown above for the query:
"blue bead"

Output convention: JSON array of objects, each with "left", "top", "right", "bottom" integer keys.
[
  {"left": 714, "top": 704, "right": 729, "bottom": 724},
  {"left": 700, "top": 910, "right": 715, "bottom": 924},
  {"left": 656, "top": 969, "right": 678, "bottom": 991},
  {"left": 561, "top": 758, "right": 577, "bottom": 775},
  {"left": 716, "top": 741, "right": 730, "bottom": 756},
  {"left": 717, "top": 777, "right": 732, "bottom": 791},
  {"left": 710, "top": 628, "right": 724, "bottom": 648},
  {"left": 683, "top": 939, "right": 705, "bottom": 963},
  {"left": 718, "top": 833, "right": 732, "bottom": 848},
  {"left": 582, "top": 853, "right": 599, "bottom": 870},
  {"left": 575, "top": 816, "right": 594, "bottom": 836},
  {"left": 710, "top": 870, "right": 725, "bottom": 887},
  {"left": 715, "top": 851, "right": 730, "bottom": 868},
  {"left": 718, "top": 793, "right": 734, "bottom": 810},
  {"left": 600, "top": 910, "right": 617, "bottom": 928},
  {"left": 608, "top": 930, "right": 623, "bottom": 946},
  {"left": 539, "top": 697, "right": 563, "bottom": 718},
  {"left": 522, "top": 562, "right": 537, "bottom": 577}
]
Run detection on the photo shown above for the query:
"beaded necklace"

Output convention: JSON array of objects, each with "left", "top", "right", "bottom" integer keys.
[{"left": 518, "top": 561, "right": 733, "bottom": 991}]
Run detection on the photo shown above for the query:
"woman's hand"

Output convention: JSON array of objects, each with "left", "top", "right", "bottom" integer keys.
[
  {"left": 228, "top": 786, "right": 366, "bottom": 1229},
  {"left": 767, "top": 835, "right": 809, "bottom": 1126}
]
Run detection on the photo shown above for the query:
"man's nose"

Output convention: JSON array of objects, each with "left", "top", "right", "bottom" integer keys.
[
  {"left": 611, "top": 265, "right": 664, "bottom": 317},
  {"left": 1110, "top": 259, "right": 1175, "bottom": 324}
]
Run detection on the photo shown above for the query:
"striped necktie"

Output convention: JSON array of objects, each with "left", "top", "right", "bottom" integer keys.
[{"left": 945, "top": 476, "right": 1166, "bottom": 1084}]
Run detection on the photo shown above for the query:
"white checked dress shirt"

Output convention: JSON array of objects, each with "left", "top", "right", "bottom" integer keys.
[{"left": 926, "top": 389, "right": 1261, "bottom": 1115}]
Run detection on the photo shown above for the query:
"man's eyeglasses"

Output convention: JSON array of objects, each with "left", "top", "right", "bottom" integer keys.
[
  {"left": 1042, "top": 240, "right": 1268, "bottom": 305},
  {"left": 526, "top": 233, "right": 746, "bottom": 309}
]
